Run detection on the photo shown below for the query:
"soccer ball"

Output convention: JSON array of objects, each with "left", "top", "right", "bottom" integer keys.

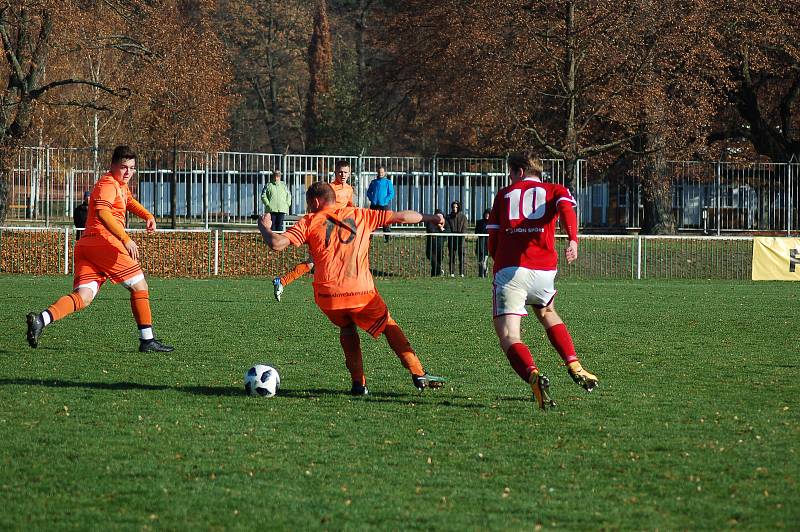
[{"left": 244, "top": 364, "right": 280, "bottom": 397}]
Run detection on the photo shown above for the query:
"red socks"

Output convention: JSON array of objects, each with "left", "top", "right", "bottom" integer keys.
[
  {"left": 505, "top": 342, "right": 536, "bottom": 382},
  {"left": 546, "top": 323, "right": 578, "bottom": 364}
]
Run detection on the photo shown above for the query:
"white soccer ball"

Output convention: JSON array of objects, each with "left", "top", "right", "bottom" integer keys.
[{"left": 244, "top": 364, "right": 281, "bottom": 397}]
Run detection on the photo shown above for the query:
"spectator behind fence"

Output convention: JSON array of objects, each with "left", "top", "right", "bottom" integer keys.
[
  {"left": 73, "top": 190, "right": 91, "bottom": 240},
  {"left": 475, "top": 208, "right": 490, "bottom": 278},
  {"left": 366, "top": 165, "right": 395, "bottom": 241},
  {"left": 425, "top": 208, "right": 446, "bottom": 277},
  {"left": 260, "top": 169, "right": 291, "bottom": 232},
  {"left": 445, "top": 200, "right": 467, "bottom": 277}
]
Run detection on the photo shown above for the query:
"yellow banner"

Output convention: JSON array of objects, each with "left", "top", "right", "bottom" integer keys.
[{"left": 752, "top": 237, "right": 800, "bottom": 281}]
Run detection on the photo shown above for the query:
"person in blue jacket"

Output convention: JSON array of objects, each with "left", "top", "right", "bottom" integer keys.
[{"left": 366, "top": 166, "right": 395, "bottom": 241}]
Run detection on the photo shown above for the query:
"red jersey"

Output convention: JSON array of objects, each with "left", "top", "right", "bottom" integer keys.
[
  {"left": 284, "top": 206, "right": 392, "bottom": 310},
  {"left": 487, "top": 177, "right": 576, "bottom": 271}
]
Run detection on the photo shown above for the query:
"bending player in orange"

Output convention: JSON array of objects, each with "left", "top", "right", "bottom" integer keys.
[
  {"left": 271, "top": 159, "right": 354, "bottom": 301},
  {"left": 258, "top": 181, "right": 445, "bottom": 395},
  {"left": 26, "top": 145, "right": 173, "bottom": 353}
]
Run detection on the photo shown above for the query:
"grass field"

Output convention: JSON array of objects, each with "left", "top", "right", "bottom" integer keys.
[{"left": 1, "top": 275, "right": 798, "bottom": 530}]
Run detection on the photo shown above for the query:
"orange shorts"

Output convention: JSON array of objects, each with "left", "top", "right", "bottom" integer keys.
[
  {"left": 73, "top": 236, "right": 144, "bottom": 290},
  {"left": 320, "top": 292, "right": 395, "bottom": 338}
]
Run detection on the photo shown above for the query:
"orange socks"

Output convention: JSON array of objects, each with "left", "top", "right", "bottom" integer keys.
[
  {"left": 340, "top": 332, "right": 365, "bottom": 385},
  {"left": 130, "top": 290, "right": 152, "bottom": 328},
  {"left": 383, "top": 324, "right": 425, "bottom": 376},
  {"left": 46, "top": 293, "right": 85, "bottom": 322},
  {"left": 280, "top": 262, "right": 312, "bottom": 287}
]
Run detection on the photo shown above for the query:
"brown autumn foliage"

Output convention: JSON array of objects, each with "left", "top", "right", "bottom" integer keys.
[
  {"left": 709, "top": 0, "right": 800, "bottom": 161},
  {"left": 0, "top": 0, "right": 231, "bottom": 224},
  {"left": 380, "top": 0, "right": 724, "bottom": 232},
  {"left": 218, "top": 0, "right": 312, "bottom": 153}
]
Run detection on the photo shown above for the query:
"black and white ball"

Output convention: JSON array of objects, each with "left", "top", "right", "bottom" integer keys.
[{"left": 244, "top": 364, "right": 280, "bottom": 397}]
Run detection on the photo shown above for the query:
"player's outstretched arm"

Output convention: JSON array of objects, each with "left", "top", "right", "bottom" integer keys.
[
  {"left": 389, "top": 210, "right": 444, "bottom": 227},
  {"left": 258, "top": 213, "right": 290, "bottom": 251}
]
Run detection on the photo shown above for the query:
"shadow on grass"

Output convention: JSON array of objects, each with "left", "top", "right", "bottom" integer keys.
[{"left": 0, "top": 378, "right": 486, "bottom": 408}]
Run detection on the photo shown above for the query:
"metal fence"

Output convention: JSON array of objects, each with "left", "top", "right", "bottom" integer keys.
[
  {"left": 6, "top": 147, "right": 587, "bottom": 228},
  {"left": 582, "top": 161, "right": 799, "bottom": 234},
  {"left": 0, "top": 226, "right": 757, "bottom": 280},
  {"left": 7, "top": 146, "right": 798, "bottom": 234}
]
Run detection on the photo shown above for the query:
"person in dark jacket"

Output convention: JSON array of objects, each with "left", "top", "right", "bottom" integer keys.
[
  {"left": 445, "top": 201, "right": 468, "bottom": 277},
  {"left": 425, "top": 208, "right": 445, "bottom": 277},
  {"left": 73, "top": 191, "right": 91, "bottom": 240},
  {"left": 475, "top": 208, "right": 491, "bottom": 277}
]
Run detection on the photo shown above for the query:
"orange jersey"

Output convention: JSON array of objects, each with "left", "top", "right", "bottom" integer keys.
[
  {"left": 82, "top": 173, "right": 150, "bottom": 245},
  {"left": 285, "top": 206, "right": 392, "bottom": 310},
  {"left": 330, "top": 181, "right": 354, "bottom": 207}
]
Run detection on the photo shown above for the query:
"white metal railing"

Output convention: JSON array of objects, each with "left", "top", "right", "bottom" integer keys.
[{"left": 0, "top": 227, "right": 758, "bottom": 280}]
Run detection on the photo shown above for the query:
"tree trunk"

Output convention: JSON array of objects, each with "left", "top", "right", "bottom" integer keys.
[{"left": 640, "top": 140, "right": 675, "bottom": 234}]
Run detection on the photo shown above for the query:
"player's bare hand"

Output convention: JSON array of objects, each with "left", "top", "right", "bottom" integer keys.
[
  {"left": 258, "top": 213, "right": 272, "bottom": 229},
  {"left": 125, "top": 239, "right": 140, "bottom": 262},
  {"left": 565, "top": 240, "right": 578, "bottom": 264},
  {"left": 145, "top": 217, "right": 157, "bottom": 233},
  {"left": 434, "top": 213, "right": 444, "bottom": 227}
]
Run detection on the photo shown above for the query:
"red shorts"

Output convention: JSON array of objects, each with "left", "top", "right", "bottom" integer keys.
[
  {"left": 73, "top": 236, "right": 144, "bottom": 290},
  {"left": 320, "top": 292, "right": 394, "bottom": 338}
]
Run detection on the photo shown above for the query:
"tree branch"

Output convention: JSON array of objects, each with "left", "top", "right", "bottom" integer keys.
[{"left": 29, "top": 79, "right": 131, "bottom": 100}]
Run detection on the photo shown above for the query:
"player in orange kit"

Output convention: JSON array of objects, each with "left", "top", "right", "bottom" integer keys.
[
  {"left": 26, "top": 145, "right": 173, "bottom": 353},
  {"left": 258, "top": 181, "right": 445, "bottom": 395},
  {"left": 271, "top": 159, "right": 354, "bottom": 301}
]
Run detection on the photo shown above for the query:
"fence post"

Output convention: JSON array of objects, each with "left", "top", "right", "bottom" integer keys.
[
  {"left": 715, "top": 162, "right": 721, "bottom": 236},
  {"left": 45, "top": 148, "right": 51, "bottom": 226},
  {"left": 204, "top": 152, "right": 210, "bottom": 230},
  {"left": 636, "top": 235, "right": 642, "bottom": 280},
  {"left": 789, "top": 163, "right": 794, "bottom": 236},
  {"left": 214, "top": 230, "right": 219, "bottom": 275},
  {"left": 432, "top": 155, "right": 438, "bottom": 211},
  {"left": 64, "top": 227, "right": 69, "bottom": 275}
]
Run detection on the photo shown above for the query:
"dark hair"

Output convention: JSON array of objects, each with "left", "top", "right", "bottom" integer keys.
[
  {"left": 335, "top": 160, "right": 350, "bottom": 171},
  {"left": 483, "top": 208, "right": 491, "bottom": 216},
  {"left": 111, "top": 145, "right": 137, "bottom": 164},
  {"left": 306, "top": 181, "right": 336, "bottom": 206},
  {"left": 451, "top": 201, "right": 461, "bottom": 210},
  {"left": 508, "top": 151, "right": 543, "bottom": 176}
]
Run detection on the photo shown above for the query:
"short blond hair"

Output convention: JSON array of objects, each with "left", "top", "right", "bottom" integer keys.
[{"left": 508, "top": 152, "right": 543, "bottom": 177}]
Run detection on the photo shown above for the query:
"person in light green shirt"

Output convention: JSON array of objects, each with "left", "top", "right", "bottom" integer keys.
[{"left": 260, "top": 169, "right": 292, "bottom": 231}]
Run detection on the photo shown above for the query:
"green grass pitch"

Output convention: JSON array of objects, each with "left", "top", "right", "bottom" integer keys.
[{"left": 1, "top": 275, "right": 798, "bottom": 529}]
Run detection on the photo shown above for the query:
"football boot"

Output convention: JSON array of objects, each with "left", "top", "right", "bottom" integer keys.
[
  {"left": 139, "top": 338, "right": 174, "bottom": 353},
  {"left": 272, "top": 277, "right": 284, "bottom": 302},
  {"left": 412, "top": 373, "right": 447, "bottom": 392},
  {"left": 529, "top": 370, "right": 556, "bottom": 410},
  {"left": 350, "top": 382, "right": 369, "bottom": 396},
  {"left": 26, "top": 312, "right": 44, "bottom": 348},
  {"left": 567, "top": 361, "right": 598, "bottom": 392}
]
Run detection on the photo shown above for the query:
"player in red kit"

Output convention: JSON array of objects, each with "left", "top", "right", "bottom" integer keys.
[{"left": 487, "top": 152, "right": 598, "bottom": 410}]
